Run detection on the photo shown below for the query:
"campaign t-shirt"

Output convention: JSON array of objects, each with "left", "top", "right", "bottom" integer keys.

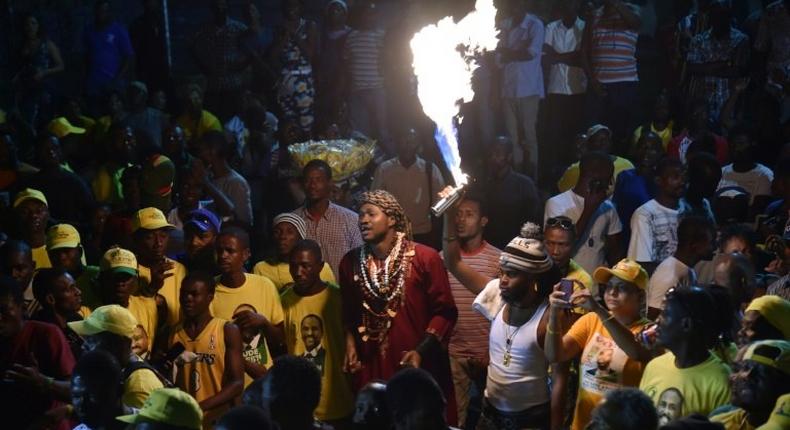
[
  {"left": 281, "top": 284, "right": 354, "bottom": 421},
  {"left": 127, "top": 295, "right": 158, "bottom": 359},
  {"left": 720, "top": 163, "right": 774, "bottom": 205},
  {"left": 211, "top": 273, "right": 284, "bottom": 384},
  {"left": 545, "top": 189, "right": 623, "bottom": 275},
  {"left": 640, "top": 352, "right": 731, "bottom": 427},
  {"left": 567, "top": 313, "right": 651, "bottom": 430}
]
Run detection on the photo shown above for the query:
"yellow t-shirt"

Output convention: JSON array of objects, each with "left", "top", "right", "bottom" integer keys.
[
  {"left": 566, "top": 259, "right": 594, "bottom": 314},
  {"left": 710, "top": 407, "right": 754, "bottom": 430},
  {"left": 280, "top": 284, "right": 354, "bottom": 421},
  {"left": 640, "top": 352, "right": 731, "bottom": 425},
  {"left": 176, "top": 110, "right": 222, "bottom": 142},
  {"left": 32, "top": 245, "right": 52, "bottom": 269},
  {"left": 91, "top": 163, "right": 127, "bottom": 206},
  {"left": 557, "top": 156, "right": 635, "bottom": 195},
  {"left": 633, "top": 121, "right": 674, "bottom": 151},
  {"left": 252, "top": 260, "right": 337, "bottom": 292},
  {"left": 123, "top": 359, "right": 165, "bottom": 409},
  {"left": 211, "top": 273, "right": 284, "bottom": 384},
  {"left": 128, "top": 295, "right": 159, "bottom": 356},
  {"left": 138, "top": 259, "right": 187, "bottom": 328},
  {"left": 171, "top": 317, "right": 229, "bottom": 425},
  {"left": 567, "top": 313, "right": 652, "bottom": 430}
]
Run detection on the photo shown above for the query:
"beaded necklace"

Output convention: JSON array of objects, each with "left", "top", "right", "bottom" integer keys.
[{"left": 357, "top": 232, "right": 412, "bottom": 343}]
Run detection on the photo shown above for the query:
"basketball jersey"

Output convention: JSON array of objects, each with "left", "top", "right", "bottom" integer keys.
[{"left": 171, "top": 317, "right": 228, "bottom": 423}]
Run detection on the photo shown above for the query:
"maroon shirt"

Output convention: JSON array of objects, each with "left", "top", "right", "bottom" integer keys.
[
  {"left": 340, "top": 241, "right": 458, "bottom": 424},
  {"left": 1, "top": 320, "right": 76, "bottom": 430}
]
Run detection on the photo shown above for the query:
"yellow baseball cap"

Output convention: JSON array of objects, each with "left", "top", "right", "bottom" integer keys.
[
  {"left": 742, "top": 339, "right": 790, "bottom": 375},
  {"left": 100, "top": 247, "right": 138, "bottom": 276},
  {"left": 13, "top": 188, "right": 48, "bottom": 208},
  {"left": 116, "top": 388, "right": 202, "bottom": 430},
  {"left": 46, "top": 224, "right": 81, "bottom": 250},
  {"left": 68, "top": 304, "right": 138, "bottom": 338},
  {"left": 47, "top": 117, "right": 86, "bottom": 139},
  {"left": 593, "top": 258, "right": 648, "bottom": 290},
  {"left": 746, "top": 295, "right": 790, "bottom": 340},
  {"left": 132, "top": 207, "right": 175, "bottom": 232},
  {"left": 757, "top": 393, "right": 790, "bottom": 430}
]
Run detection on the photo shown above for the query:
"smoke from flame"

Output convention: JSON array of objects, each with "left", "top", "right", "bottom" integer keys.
[{"left": 410, "top": 0, "right": 499, "bottom": 186}]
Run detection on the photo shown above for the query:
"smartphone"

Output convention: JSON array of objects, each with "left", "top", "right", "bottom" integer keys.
[{"left": 559, "top": 279, "right": 574, "bottom": 302}]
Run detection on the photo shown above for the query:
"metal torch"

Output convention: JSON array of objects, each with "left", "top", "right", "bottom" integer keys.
[{"left": 431, "top": 178, "right": 471, "bottom": 217}]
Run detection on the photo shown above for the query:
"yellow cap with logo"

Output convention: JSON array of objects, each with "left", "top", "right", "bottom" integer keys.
[
  {"left": 100, "top": 247, "right": 138, "bottom": 276},
  {"left": 116, "top": 388, "right": 203, "bottom": 430},
  {"left": 593, "top": 258, "right": 648, "bottom": 290},
  {"left": 46, "top": 224, "right": 81, "bottom": 250},
  {"left": 745, "top": 295, "right": 790, "bottom": 340},
  {"left": 68, "top": 304, "right": 138, "bottom": 338},
  {"left": 13, "top": 188, "right": 48, "bottom": 208},
  {"left": 132, "top": 207, "right": 175, "bottom": 232}
]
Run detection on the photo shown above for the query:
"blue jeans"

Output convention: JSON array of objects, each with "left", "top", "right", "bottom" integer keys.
[{"left": 350, "top": 87, "right": 393, "bottom": 155}]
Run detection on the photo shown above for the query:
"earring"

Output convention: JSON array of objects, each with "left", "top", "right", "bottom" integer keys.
[{"left": 533, "top": 283, "right": 538, "bottom": 293}]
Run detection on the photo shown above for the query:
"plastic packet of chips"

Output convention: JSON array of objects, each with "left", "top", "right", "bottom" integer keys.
[{"left": 288, "top": 139, "right": 376, "bottom": 181}]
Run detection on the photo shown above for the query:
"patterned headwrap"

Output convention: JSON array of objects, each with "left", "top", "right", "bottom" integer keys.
[{"left": 358, "top": 190, "right": 413, "bottom": 240}]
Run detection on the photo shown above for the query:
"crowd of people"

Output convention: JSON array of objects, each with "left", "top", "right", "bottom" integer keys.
[{"left": 1, "top": 0, "right": 790, "bottom": 429}]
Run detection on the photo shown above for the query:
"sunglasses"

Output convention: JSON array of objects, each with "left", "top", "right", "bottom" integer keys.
[{"left": 546, "top": 217, "right": 574, "bottom": 231}]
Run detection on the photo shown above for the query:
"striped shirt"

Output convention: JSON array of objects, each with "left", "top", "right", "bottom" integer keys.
[
  {"left": 590, "top": 5, "right": 640, "bottom": 83},
  {"left": 295, "top": 203, "right": 364, "bottom": 276},
  {"left": 343, "top": 29, "right": 386, "bottom": 91},
  {"left": 445, "top": 241, "right": 502, "bottom": 360}
]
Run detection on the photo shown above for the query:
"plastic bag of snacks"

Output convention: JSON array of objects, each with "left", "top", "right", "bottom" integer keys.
[{"left": 288, "top": 139, "right": 376, "bottom": 182}]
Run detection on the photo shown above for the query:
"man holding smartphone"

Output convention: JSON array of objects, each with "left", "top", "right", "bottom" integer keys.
[{"left": 545, "top": 151, "right": 625, "bottom": 276}]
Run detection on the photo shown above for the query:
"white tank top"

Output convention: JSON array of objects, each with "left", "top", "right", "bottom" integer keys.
[{"left": 485, "top": 300, "right": 550, "bottom": 412}]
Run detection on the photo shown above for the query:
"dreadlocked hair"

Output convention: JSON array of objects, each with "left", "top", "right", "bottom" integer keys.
[{"left": 358, "top": 190, "right": 413, "bottom": 240}]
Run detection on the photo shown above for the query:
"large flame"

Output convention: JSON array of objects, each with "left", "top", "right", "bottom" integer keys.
[{"left": 410, "top": 0, "right": 499, "bottom": 186}]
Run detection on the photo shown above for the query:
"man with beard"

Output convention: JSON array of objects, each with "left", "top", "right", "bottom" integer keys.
[
  {"left": 710, "top": 340, "right": 790, "bottom": 429},
  {"left": 639, "top": 287, "right": 731, "bottom": 424},
  {"left": 178, "top": 208, "right": 221, "bottom": 274},
  {"left": 476, "top": 234, "right": 560, "bottom": 430},
  {"left": 339, "top": 190, "right": 458, "bottom": 425}
]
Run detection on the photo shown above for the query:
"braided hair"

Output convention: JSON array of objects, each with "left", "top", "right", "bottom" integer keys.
[{"left": 358, "top": 190, "right": 413, "bottom": 240}]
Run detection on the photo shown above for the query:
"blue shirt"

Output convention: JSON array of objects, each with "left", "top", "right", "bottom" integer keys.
[
  {"left": 612, "top": 169, "right": 654, "bottom": 241},
  {"left": 84, "top": 22, "right": 133, "bottom": 92},
  {"left": 500, "top": 14, "right": 545, "bottom": 98}
]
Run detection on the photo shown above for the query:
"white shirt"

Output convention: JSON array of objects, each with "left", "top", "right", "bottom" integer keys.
[
  {"left": 544, "top": 190, "right": 623, "bottom": 275},
  {"left": 720, "top": 163, "right": 774, "bottom": 205},
  {"left": 628, "top": 199, "right": 689, "bottom": 263},
  {"left": 371, "top": 156, "right": 444, "bottom": 235},
  {"left": 647, "top": 256, "right": 695, "bottom": 312},
  {"left": 544, "top": 18, "right": 587, "bottom": 95},
  {"left": 485, "top": 301, "right": 550, "bottom": 411}
]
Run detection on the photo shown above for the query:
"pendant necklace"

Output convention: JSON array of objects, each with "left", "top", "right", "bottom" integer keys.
[{"left": 502, "top": 320, "right": 523, "bottom": 367}]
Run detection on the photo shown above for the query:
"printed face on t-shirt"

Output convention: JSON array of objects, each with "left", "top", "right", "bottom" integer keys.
[
  {"left": 657, "top": 388, "right": 684, "bottom": 426},
  {"left": 300, "top": 314, "right": 324, "bottom": 351}
]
